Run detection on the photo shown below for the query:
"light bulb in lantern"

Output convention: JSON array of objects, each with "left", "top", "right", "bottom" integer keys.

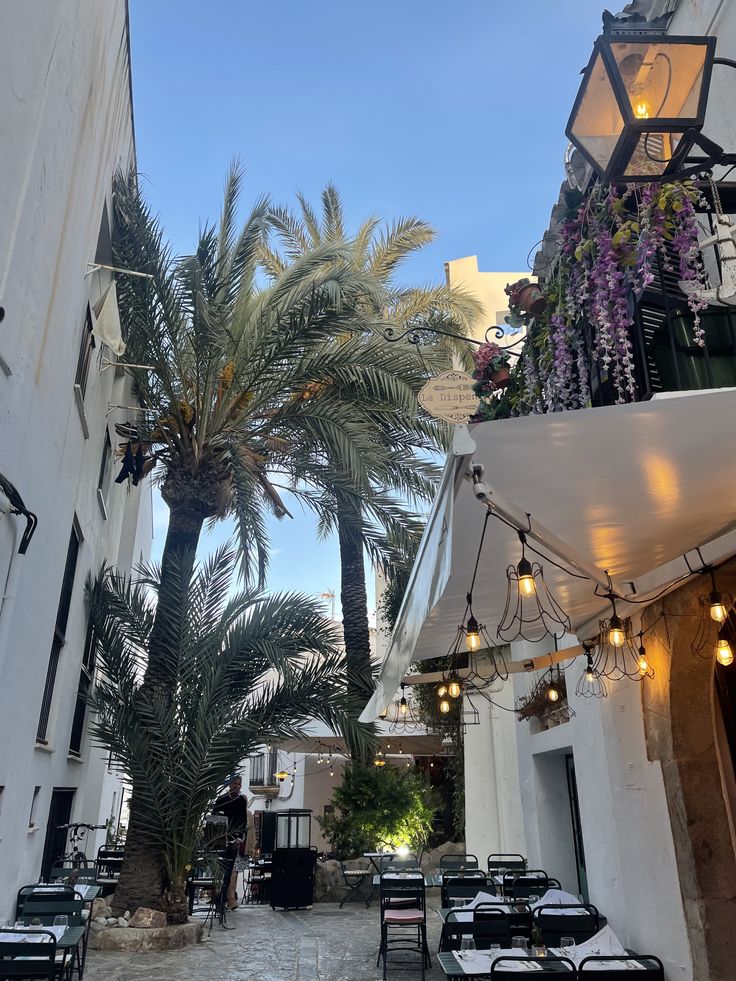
[
  {"left": 637, "top": 646, "right": 649, "bottom": 675},
  {"left": 447, "top": 678, "right": 462, "bottom": 699},
  {"left": 465, "top": 615, "right": 480, "bottom": 652},
  {"left": 329, "top": 767, "right": 334, "bottom": 777},
  {"left": 547, "top": 685, "right": 560, "bottom": 703},
  {"left": 585, "top": 667, "right": 595, "bottom": 682},
  {"left": 716, "top": 637, "right": 734, "bottom": 666},
  {"left": 709, "top": 590, "right": 727, "bottom": 624},
  {"left": 439, "top": 697, "right": 451, "bottom": 714},
  {"left": 517, "top": 556, "right": 536, "bottom": 598},
  {"left": 399, "top": 696, "right": 408, "bottom": 716},
  {"left": 608, "top": 614, "right": 625, "bottom": 648},
  {"left": 436, "top": 683, "right": 447, "bottom": 698},
  {"left": 634, "top": 99, "right": 651, "bottom": 119}
]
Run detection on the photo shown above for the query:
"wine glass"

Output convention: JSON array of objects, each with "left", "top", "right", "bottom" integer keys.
[
  {"left": 53, "top": 915, "right": 68, "bottom": 929},
  {"left": 560, "top": 936, "right": 576, "bottom": 957},
  {"left": 511, "top": 935, "right": 528, "bottom": 951},
  {"left": 460, "top": 936, "right": 476, "bottom": 954}
]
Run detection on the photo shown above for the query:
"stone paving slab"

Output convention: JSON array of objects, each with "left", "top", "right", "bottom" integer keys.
[{"left": 84, "top": 901, "right": 447, "bottom": 981}]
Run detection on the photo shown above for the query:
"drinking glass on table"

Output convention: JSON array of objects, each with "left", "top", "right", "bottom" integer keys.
[
  {"left": 53, "top": 916, "right": 69, "bottom": 929},
  {"left": 528, "top": 894, "right": 540, "bottom": 905},
  {"left": 460, "top": 937, "right": 476, "bottom": 954},
  {"left": 490, "top": 943, "right": 501, "bottom": 957},
  {"left": 511, "top": 935, "right": 528, "bottom": 951},
  {"left": 532, "top": 945, "right": 547, "bottom": 958},
  {"left": 560, "top": 937, "right": 576, "bottom": 957}
]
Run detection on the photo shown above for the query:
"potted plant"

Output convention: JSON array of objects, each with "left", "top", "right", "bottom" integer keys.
[
  {"left": 506, "top": 277, "right": 546, "bottom": 317},
  {"left": 472, "top": 342, "right": 512, "bottom": 390}
]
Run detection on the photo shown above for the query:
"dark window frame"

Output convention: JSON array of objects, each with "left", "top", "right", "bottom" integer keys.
[
  {"left": 74, "top": 307, "right": 96, "bottom": 399},
  {"left": 69, "top": 619, "right": 97, "bottom": 757},
  {"left": 37, "top": 520, "right": 82, "bottom": 744}
]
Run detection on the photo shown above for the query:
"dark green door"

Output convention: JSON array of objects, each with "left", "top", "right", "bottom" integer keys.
[{"left": 565, "top": 754, "right": 588, "bottom": 903}]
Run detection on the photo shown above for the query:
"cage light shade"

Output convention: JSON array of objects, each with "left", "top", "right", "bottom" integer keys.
[{"left": 566, "top": 33, "right": 715, "bottom": 181}]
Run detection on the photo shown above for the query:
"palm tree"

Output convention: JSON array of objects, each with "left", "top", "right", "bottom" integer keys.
[
  {"left": 108, "top": 164, "right": 398, "bottom": 913},
  {"left": 261, "top": 187, "right": 481, "bottom": 712},
  {"left": 87, "top": 547, "right": 369, "bottom": 922}
]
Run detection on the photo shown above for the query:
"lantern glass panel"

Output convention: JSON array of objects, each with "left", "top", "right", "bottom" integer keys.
[
  {"left": 624, "top": 131, "right": 686, "bottom": 178},
  {"left": 610, "top": 40, "right": 709, "bottom": 121},
  {"left": 569, "top": 51, "right": 625, "bottom": 170}
]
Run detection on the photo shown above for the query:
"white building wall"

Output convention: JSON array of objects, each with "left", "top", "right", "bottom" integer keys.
[
  {"left": 0, "top": 0, "right": 148, "bottom": 919},
  {"left": 512, "top": 635, "right": 692, "bottom": 980}
]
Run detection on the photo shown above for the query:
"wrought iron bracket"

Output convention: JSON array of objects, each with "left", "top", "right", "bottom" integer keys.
[{"left": 381, "top": 323, "right": 527, "bottom": 350}]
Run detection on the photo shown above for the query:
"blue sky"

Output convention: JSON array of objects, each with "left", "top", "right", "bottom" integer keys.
[{"left": 129, "top": 0, "right": 605, "bottom": 616}]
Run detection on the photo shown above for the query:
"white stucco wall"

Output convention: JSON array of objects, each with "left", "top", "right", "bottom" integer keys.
[
  {"left": 512, "top": 635, "right": 692, "bottom": 980},
  {"left": 0, "top": 0, "right": 149, "bottom": 919}
]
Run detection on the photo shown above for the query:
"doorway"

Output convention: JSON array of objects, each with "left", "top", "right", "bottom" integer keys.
[
  {"left": 40, "top": 788, "right": 75, "bottom": 880},
  {"left": 565, "top": 754, "right": 589, "bottom": 902}
]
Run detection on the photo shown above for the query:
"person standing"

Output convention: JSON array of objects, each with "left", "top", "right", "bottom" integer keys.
[{"left": 212, "top": 774, "right": 254, "bottom": 910}]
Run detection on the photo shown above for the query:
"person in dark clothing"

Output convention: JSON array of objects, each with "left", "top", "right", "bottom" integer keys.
[{"left": 212, "top": 774, "right": 253, "bottom": 910}]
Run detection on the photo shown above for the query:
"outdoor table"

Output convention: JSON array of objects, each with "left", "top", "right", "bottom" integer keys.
[
  {"left": 437, "top": 948, "right": 650, "bottom": 977},
  {"left": 0, "top": 925, "right": 84, "bottom": 980},
  {"left": 363, "top": 852, "right": 397, "bottom": 875},
  {"left": 42, "top": 882, "right": 102, "bottom": 902},
  {"left": 372, "top": 872, "right": 436, "bottom": 887}
]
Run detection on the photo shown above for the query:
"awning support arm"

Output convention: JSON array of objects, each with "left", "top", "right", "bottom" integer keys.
[{"left": 468, "top": 463, "right": 630, "bottom": 598}]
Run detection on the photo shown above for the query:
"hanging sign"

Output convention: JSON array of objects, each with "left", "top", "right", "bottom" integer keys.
[{"left": 418, "top": 370, "right": 479, "bottom": 424}]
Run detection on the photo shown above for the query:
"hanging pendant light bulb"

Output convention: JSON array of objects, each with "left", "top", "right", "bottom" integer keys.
[
  {"left": 584, "top": 656, "right": 596, "bottom": 683},
  {"left": 517, "top": 555, "right": 537, "bottom": 598},
  {"left": 329, "top": 766, "right": 334, "bottom": 777},
  {"left": 637, "top": 643, "right": 650, "bottom": 676},
  {"left": 708, "top": 571, "right": 728, "bottom": 623},
  {"left": 399, "top": 684, "right": 408, "bottom": 715},
  {"left": 607, "top": 596, "right": 626, "bottom": 647},
  {"left": 546, "top": 684, "right": 560, "bottom": 702},
  {"left": 436, "top": 683, "right": 448, "bottom": 698},
  {"left": 447, "top": 676, "right": 462, "bottom": 699},
  {"left": 716, "top": 634, "right": 734, "bottom": 666},
  {"left": 439, "top": 697, "right": 451, "bottom": 714},
  {"left": 465, "top": 614, "right": 481, "bottom": 652}
]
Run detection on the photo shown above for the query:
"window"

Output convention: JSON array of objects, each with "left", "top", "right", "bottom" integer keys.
[
  {"left": 37, "top": 520, "right": 82, "bottom": 743},
  {"left": 96, "top": 428, "right": 112, "bottom": 517},
  {"left": 29, "top": 786, "right": 41, "bottom": 829},
  {"left": 248, "top": 748, "right": 279, "bottom": 786},
  {"left": 69, "top": 619, "right": 96, "bottom": 757},
  {"left": 74, "top": 306, "right": 96, "bottom": 399}
]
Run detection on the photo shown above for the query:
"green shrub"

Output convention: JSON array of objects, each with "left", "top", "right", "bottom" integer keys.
[{"left": 317, "top": 761, "right": 436, "bottom": 859}]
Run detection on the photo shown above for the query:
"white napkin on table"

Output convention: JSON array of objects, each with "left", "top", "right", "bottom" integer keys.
[
  {"left": 454, "top": 949, "right": 543, "bottom": 973},
  {"left": 0, "top": 932, "right": 53, "bottom": 944},
  {"left": 573, "top": 925, "right": 627, "bottom": 959},
  {"left": 532, "top": 889, "right": 581, "bottom": 908}
]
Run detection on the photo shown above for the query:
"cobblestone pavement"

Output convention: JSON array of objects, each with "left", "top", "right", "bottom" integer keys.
[{"left": 84, "top": 901, "right": 447, "bottom": 981}]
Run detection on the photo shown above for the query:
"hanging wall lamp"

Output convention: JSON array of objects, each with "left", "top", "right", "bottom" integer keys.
[
  {"left": 498, "top": 532, "right": 572, "bottom": 643},
  {"left": 576, "top": 645, "right": 608, "bottom": 699},
  {"left": 564, "top": 18, "right": 736, "bottom": 182}
]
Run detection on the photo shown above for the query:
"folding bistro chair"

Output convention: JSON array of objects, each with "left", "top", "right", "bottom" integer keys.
[
  {"left": 0, "top": 928, "right": 69, "bottom": 981},
  {"left": 440, "top": 871, "right": 489, "bottom": 909},
  {"left": 15, "top": 888, "right": 76, "bottom": 923},
  {"left": 487, "top": 853, "right": 526, "bottom": 878},
  {"left": 578, "top": 954, "right": 665, "bottom": 979},
  {"left": 505, "top": 870, "right": 551, "bottom": 901},
  {"left": 93, "top": 848, "right": 124, "bottom": 897},
  {"left": 377, "top": 872, "right": 431, "bottom": 981},
  {"left": 439, "top": 853, "right": 479, "bottom": 872},
  {"left": 439, "top": 906, "right": 512, "bottom": 953},
  {"left": 533, "top": 903, "right": 600, "bottom": 946},
  {"left": 338, "top": 861, "right": 372, "bottom": 908},
  {"left": 490, "top": 955, "right": 576, "bottom": 978}
]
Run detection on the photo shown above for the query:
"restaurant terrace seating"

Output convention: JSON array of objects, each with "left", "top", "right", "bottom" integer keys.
[{"left": 377, "top": 871, "right": 430, "bottom": 981}]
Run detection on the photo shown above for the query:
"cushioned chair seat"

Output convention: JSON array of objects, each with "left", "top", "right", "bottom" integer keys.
[{"left": 384, "top": 908, "right": 424, "bottom": 924}]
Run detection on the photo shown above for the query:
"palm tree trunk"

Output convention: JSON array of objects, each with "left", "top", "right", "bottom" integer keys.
[
  {"left": 337, "top": 498, "right": 373, "bottom": 725},
  {"left": 110, "top": 502, "right": 205, "bottom": 921}
]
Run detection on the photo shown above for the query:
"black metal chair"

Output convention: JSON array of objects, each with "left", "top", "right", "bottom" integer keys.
[
  {"left": 440, "top": 871, "right": 489, "bottom": 909},
  {"left": 377, "top": 872, "right": 431, "bottom": 981},
  {"left": 0, "top": 928, "right": 69, "bottom": 981},
  {"left": 490, "top": 955, "right": 576, "bottom": 978},
  {"left": 338, "top": 861, "right": 371, "bottom": 908},
  {"left": 439, "top": 853, "right": 479, "bottom": 872},
  {"left": 15, "top": 887, "right": 77, "bottom": 923},
  {"left": 533, "top": 903, "right": 600, "bottom": 946},
  {"left": 487, "top": 853, "right": 526, "bottom": 877},
  {"left": 579, "top": 954, "right": 665, "bottom": 979},
  {"left": 505, "top": 870, "right": 551, "bottom": 900},
  {"left": 440, "top": 905, "right": 512, "bottom": 953},
  {"left": 16, "top": 899, "right": 87, "bottom": 979},
  {"left": 94, "top": 848, "right": 124, "bottom": 896}
]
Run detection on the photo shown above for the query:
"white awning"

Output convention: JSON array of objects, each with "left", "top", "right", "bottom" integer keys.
[
  {"left": 91, "top": 282, "right": 126, "bottom": 356},
  {"left": 362, "top": 389, "right": 736, "bottom": 721}
]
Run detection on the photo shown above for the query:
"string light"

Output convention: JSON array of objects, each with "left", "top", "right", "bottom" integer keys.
[
  {"left": 716, "top": 634, "right": 734, "bottom": 666},
  {"left": 546, "top": 684, "right": 560, "bottom": 702},
  {"left": 499, "top": 531, "right": 571, "bottom": 643},
  {"left": 399, "top": 683, "right": 408, "bottom": 715},
  {"left": 439, "top": 697, "right": 451, "bottom": 714},
  {"left": 607, "top": 597, "right": 626, "bottom": 647},
  {"left": 447, "top": 676, "right": 462, "bottom": 700},
  {"left": 637, "top": 642, "right": 650, "bottom": 676},
  {"left": 517, "top": 555, "right": 537, "bottom": 598},
  {"left": 465, "top": 614, "right": 481, "bottom": 652},
  {"left": 436, "top": 683, "right": 448, "bottom": 698}
]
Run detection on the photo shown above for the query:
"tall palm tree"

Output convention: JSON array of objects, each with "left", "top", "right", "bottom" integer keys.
[
  {"left": 261, "top": 187, "right": 481, "bottom": 712},
  {"left": 87, "top": 547, "right": 369, "bottom": 922},
  {"left": 108, "top": 165, "right": 398, "bottom": 913}
]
